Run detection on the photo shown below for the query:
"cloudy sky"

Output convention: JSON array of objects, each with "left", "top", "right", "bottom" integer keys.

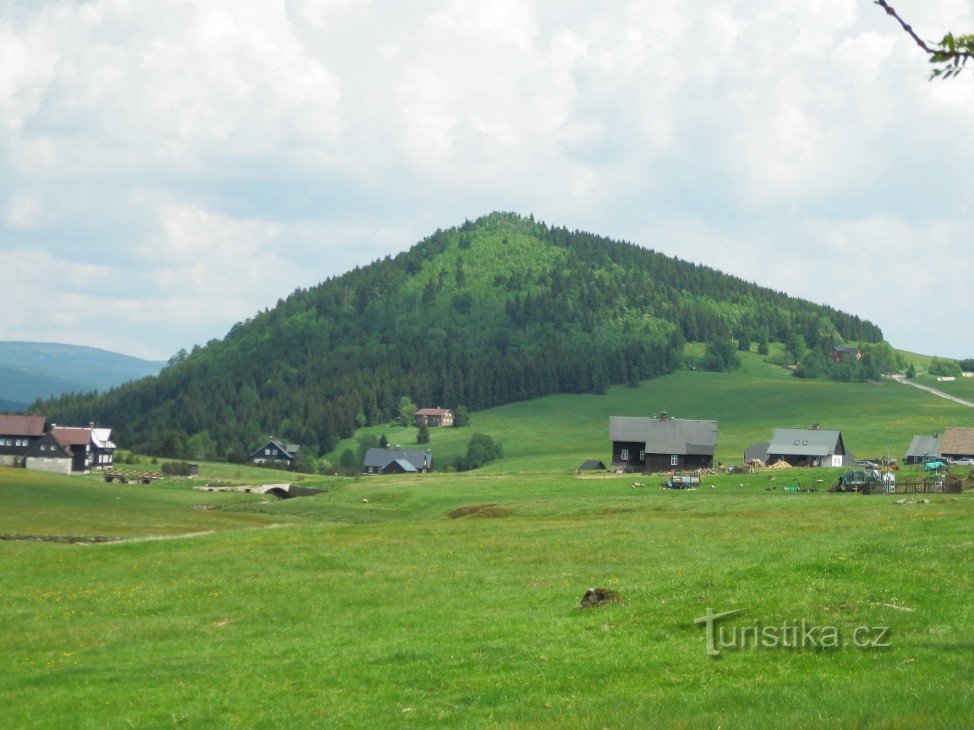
[{"left": 1, "top": 0, "right": 972, "bottom": 361}]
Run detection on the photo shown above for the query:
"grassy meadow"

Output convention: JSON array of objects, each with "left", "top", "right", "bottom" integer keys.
[{"left": 2, "top": 350, "right": 973, "bottom": 727}]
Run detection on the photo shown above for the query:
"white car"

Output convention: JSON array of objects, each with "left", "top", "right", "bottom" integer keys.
[{"left": 952, "top": 457, "right": 974, "bottom": 467}]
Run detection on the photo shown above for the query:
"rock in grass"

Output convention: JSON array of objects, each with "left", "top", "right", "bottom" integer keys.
[{"left": 579, "top": 587, "right": 621, "bottom": 608}]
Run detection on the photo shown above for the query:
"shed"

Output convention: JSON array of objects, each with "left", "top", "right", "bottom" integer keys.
[
  {"left": 905, "top": 434, "right": 941, "bottom": 464},
  {"left": 578, "top": 460, "right": 607, "bottom": 471}
]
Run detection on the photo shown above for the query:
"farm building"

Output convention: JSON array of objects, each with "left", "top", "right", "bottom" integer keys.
[
  {"left": 249, "top": 440, "right": 300, "bottom": 468},
  {"left": 938, "top": 427, "right": 974, "bottom": 460},
  {"left": 0, "top": 414, "right": 48, "bottom": 467},
  {"left": 24, "top": 431, "right": 78, "bottom": 475},
  {"left": 905, "top": 434, "right": 941, "bottom": 464},
  {"left": 364, "top": 447, "right": 432, "bottom": 474},
  {"left": 578, "top": 459, "right": 607, "bottom": 472},
  {"left": 414, "top": 408, "right": 454, "bottom": 427},
  {"left": 744, "top": 442, "right": 770, "bottom": 463},
  {"left": 830, "top": 346, "right": 862, "bottom": 364},
  {"left": 609, "top": 413, "right": 717, "bottom": 473},
  {"left": 766, "top": 427, "right": 850, "bottom": 468}
]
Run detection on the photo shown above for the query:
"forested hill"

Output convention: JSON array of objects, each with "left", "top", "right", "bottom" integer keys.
[{"left": 40, "top": 212, "right": 883, "bottom": 457}]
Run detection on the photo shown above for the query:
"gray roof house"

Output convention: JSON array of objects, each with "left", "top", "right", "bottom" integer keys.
[
  {"left": 744, "top": 442, "right": 770, "bottom": 463},
  {"left": 610, "top": 414, "right": 717, "bottom": 473},
  {"left": 766, "top": 428, "right": 849, "bottom": 467},
  {"left": 905, "top": 434, "right": 941, "bottom": 463},
  {"left": 364, "top": 447, "right": 432, "bottom": 474},
  {"left": 249, "top": 440, "right": 300, "bottom": 467}
]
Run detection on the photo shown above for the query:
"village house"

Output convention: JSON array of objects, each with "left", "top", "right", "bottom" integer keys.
[
  {"left": 609, "top": 413, "right": 717, "bottom": 473},
  {"left": 0, "top": 414, "right": 48, "bottom": 467},
  {"left": 413, "top": 408, "right": 454, "bottom": 427},
  {"left": 249, "top": 439, "right": 300, "bottom": 468},
  {"left": 24, "top": 424, "right": 115, "bottom": 474},
  {"left": 938, "top": 427, "right": 974, "bottom": 461},
  {"left": 766, "top": 427, "right": 850, "bottom": 467},
  {"left": 904, "top": 434, "right": 941, "bottom": 464},
  {"left": 830, "top": 346, "right": 862, "bottom": 364},
  {"left": 364, "top": 447, "right": 432, "bottom": 474}
]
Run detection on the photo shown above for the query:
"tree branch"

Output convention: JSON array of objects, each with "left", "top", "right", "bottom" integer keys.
[{"left": 874, "top": 1, "right": 973, "bottom": 79}]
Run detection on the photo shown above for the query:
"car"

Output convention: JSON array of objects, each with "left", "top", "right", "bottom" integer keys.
[
  {"left": 952, "top": 457, "right": 974, "bottom": 467},
  {"left": 856, "top": 459, "right": 879, "bottom": 468}
]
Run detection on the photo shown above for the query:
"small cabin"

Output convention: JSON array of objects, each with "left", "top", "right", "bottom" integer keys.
[
  {"left": 414, "top": 408, "right": 454, "bottom": 428},
  {"left": 249, "top": 440, "right": 300, "bottom": 467}
]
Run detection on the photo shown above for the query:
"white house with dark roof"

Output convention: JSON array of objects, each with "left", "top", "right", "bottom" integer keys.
[
  {"left": 249, "top": 439, "right": 300, "bottom": 467},
  {"left": 766, "top": 427, "right": 849, "bottom": 467}
]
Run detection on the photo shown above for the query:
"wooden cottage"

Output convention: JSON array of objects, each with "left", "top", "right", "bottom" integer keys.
[
  {"left": 938, "top": 427, "right": 974, "bottom": 460},
  {"left": 609, "top": 414, "right": 717, "bottom": 473},
  {"left": 830, "top": 346, "right": 862, "bottom": 364},
  {"left": 414, "top": 408, "right": 454, "bottom": 427},
  {"left": 249, "top": 440, "right": 300, "bottom": 468},
  {"left": 364, "top": 447, "right": 432, "bottom": 474},
  {"left": 0, "top": 414, "right": 48, "bottom": 468}
]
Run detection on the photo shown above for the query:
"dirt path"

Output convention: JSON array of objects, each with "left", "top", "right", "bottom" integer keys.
[{"left": 889, "top": 375, "right": 974, "bottom": 408}]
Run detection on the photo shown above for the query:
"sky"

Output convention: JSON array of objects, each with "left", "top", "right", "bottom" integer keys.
[{"left": 1, "top": 0, "right": 972, "bottom": 361}]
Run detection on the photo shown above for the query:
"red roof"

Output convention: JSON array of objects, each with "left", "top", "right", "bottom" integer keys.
[
  {"left": 416, "top": 408, "right": 452, "bottom": 416},
  {"left": 0, "top": 414, "right": 47, "bottom": 437},
  {"left": 52, "top": 427, "right": 93, "bottom": 448}
]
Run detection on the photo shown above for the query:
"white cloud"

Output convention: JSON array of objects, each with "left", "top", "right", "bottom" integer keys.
[{"left": 0, "top": 0, "right": 972, "bottom": 359}]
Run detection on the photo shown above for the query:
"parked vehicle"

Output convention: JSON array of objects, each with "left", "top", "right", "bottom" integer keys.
[{"left": 952, "top": 457, "right": 974, "bottom": 466}]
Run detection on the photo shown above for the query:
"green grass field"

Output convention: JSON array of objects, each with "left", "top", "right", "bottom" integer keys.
[{"left": 2, "top": 351, "right": 973, "bottom": 727}]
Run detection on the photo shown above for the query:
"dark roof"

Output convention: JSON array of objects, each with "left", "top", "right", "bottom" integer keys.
[
  {"left": 939, "top": 427, "right": 974, "bottom": 456},
  {"left": 249, "top": 440, "right": 299, "bottom": 460},
  {"left": 416, "top": 408, "right": 452, "bottom": 417},
  {"left": 0, "top": 414, "right": 47, "bottom": 437},
  {"left": 578, "top": 460, "right": 607, "bottom": 471},
  {"left": 609, "top": 416, "right": 717, "bottom": 456},
  {"left": 364, "top": 447, "right": 431, "bottom": 471},
  {"left": 26, "top": 432, "right": 72, "bottom": 458},
  {"left": 386, "top": 459, "right": 418, "bottom": 473},
  {"left": 905, "top": 434, "right": 941, "bottom": 458},
  {"left": 768, "top": 428, "right": 842, "bottom": 457},
  {"left": 744, "top": 442, "right": 770, "bottom": 462}
]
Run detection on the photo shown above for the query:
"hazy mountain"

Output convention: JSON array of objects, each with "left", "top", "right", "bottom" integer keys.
[{"left": 0, "top": 342, "right": 165, "bottom": 407}]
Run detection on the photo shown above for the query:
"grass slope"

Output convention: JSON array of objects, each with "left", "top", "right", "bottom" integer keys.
[{"left": 325, "top": 346, "right": 974, "bottom": 470}]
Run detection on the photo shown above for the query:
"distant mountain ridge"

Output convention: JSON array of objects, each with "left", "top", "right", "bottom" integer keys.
[
  {"left": 41, "top": 212, "right": 884, "bottom": 456},
  {"left": 0, "top": 341, "right": 165, "bottom": 408}
]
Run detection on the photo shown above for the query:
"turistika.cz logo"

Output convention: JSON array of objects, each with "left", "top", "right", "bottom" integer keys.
[{"left": 694, "top": 608, "right": 891, "bottom": 657}]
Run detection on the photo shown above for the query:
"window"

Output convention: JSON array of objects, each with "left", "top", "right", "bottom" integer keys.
[
  {"left": 639, "top": 450, "right": 645, "bottom": 461},
  {"left": 671, "top": 454, "right": 678, "bottom": 466},
  {"left": 265, "top": 448, "right": 271, "bottom": 455},
  {"left": 620, "top": 449, "right": 629, "bottom": 461}
]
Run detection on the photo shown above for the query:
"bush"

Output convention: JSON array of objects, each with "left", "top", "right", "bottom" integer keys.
[
  {"left": 417, "top": 425, "right": 430, "bottom": 444},
  {"left": 929, "top": 357, "right": 962, "bottom": 377},
  {"left": 453, "top": 433, "right": 503, "bottom": 471},
  {"left": 703, "top": 336, "right": 741, "bottom": 372},
  {"left": 959, "top": 358, "right": 974, "bottom": 372}
]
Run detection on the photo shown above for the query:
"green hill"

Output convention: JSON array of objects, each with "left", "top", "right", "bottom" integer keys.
[
  {"left": 0, "top": 341, "right": 164, "bottom": 405},
  {"left": 40, "top": 212, "right": 883, "bottom": 455}
]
